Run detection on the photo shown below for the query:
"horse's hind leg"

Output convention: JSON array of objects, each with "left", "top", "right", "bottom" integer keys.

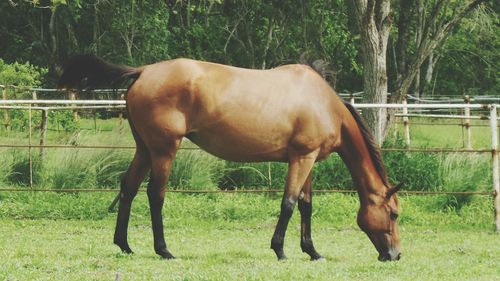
[
  {"left": 114, "top": 147, "right": 151, "bottom": 254},
  {"left": 298, "top": 172, "right": 323, "bottom": 260},
  {"left": 271, "top": 149, "right": 318, "bottom": 260},
  {"left": 147, "top": 138, "right": 181, "bottom": 259}
]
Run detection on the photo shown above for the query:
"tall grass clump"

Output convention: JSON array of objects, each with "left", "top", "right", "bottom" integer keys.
[
  {"left": 0, "top": 149, "right": 22, "bottom": 185},
  {"left": 34, "top": 130, "right": 132, "bottom": 189},
  {"left": 169, "top": 149, "right": 225, "bottom": 190},
  {"left": 0, "top": 151, "right": 13, "bottom": 185},
  {"left": 218, "top": 162, "right": 287, "bottom": 189},
  {"left": 1, "top": 149, "right": 44, "bottom": 186},
  {"left": 39, "top": 148, "right": 131, "bottom": 189},
  {"left": 437, "top": 153, "right": 490, "bottom": 210}
]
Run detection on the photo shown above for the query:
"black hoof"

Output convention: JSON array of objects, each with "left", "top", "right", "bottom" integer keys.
[
  {"left": 311, "top": 255, "right": 325, "bottom": 261},
  {"left": 272, "top": 249, "right": 287, "bottom": 261},
  {"left": 114, "top": 240, "right": 134, "bottom": 254},
  {"left": 156, "top": 248, "right": 175, "bottom": 259},
  {"left": 306, "top": 251, "right": 324, "bottom": 261}
]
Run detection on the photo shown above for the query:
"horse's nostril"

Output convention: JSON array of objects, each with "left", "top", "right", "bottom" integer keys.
[{"left": 396, "top": 253, "right": 402, "bottom": 260}]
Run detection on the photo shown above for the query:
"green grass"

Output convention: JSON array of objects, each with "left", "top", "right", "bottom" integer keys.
[
  {"left": 0, "top": 192, "right": 498, "bottom": 280},
  {"left": 0, "top": 115, "right": 498, "bottom": 280}
]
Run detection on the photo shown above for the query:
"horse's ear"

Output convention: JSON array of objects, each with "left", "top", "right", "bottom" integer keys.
[{"left": 386, "top": 181, "right": 404, "bottom": 199}]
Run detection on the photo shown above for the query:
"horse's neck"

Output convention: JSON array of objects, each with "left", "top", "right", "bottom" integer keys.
[{"left": 337, "top": 124, "right": 386, "bottom": 200}]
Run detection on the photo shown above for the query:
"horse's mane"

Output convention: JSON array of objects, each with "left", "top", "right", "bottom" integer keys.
[
  {"left": 300, "top": 55, "right": 389, "bottom": 186},
  {"left": 297, "top": 54, "right": 336, "bottom": 88},
  {"left": 342, "top": 102, "right": 389, "bottom": 186}
]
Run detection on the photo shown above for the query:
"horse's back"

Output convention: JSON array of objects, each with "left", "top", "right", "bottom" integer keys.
[{"left": 127, "top": 59, "right": 345, "bottom": 161}]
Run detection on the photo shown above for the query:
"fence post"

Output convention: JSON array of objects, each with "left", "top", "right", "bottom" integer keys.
[
  {"left": 32, "top": 90, "right": 37, "bottom": 102},
  {"left": 489, "top": 105, "right": 500, "bottom": 232},
  {"left": 69, "top": 90, "right": 79, "bottom": 122},
  {"left": 39, "top": 109, "right": 48, "bottom": 158},
  {"left": 349, "top": 92, "right": 355, "bottom": 105},
  {"left": 118, "top": 93, "right": 125, "bottom": 135},
  {"left": 464, "top": 95, "right": 472, "bottom": 150},
  {"left": 2, "top": 86, "right": 9, "bottom": 131},
  {"left": 28, "top": 104, "right": 33, "bottom": 188},
  {"left": 267, "top": 162, "right": 272, "bottom": 189},
  {"left": 402, "top": 96, "right": 410, "bottom": 146}
]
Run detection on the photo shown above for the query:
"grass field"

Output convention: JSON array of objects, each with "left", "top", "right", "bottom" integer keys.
[
  {"left": 0, "top": 113, "right": 498, "bottom": 280},
  {"left": 0, "top": 192, "right": 498, "bottom": 281}
]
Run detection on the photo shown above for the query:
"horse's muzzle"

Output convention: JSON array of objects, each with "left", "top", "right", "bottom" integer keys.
[{"left": 378, "top": 250, "right": 401, "bottom": 261}]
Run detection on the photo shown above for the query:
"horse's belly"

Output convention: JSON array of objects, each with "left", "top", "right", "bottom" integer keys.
[{"left": 185, "top": 126, "right": 290, "bottom": 162}]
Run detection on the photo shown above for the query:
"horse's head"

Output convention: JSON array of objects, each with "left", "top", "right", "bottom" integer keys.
[{"left": 357, "top": 182, "right": 403, "bottom": 261}]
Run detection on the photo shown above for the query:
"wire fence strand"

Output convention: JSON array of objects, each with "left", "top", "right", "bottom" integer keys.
[{"left": 0, "top": 188, "right": 494, "bottom": 196}]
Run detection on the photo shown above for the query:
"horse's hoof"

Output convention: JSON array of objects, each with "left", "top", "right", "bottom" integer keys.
[
  {"left": 122, "top": 248, "right": 134, "bottom": 254},
  {"left": 276, "top": 252, "right": 287, "bottom": 261},
  {"left": 311, "top": 255, "right": 325, "bottom": 262},
  {"left": 114, "top": 241, "right": 134, "bottom": 254},
  {"left": 156, "top": 249, "right": 176, "bottom": 259}
]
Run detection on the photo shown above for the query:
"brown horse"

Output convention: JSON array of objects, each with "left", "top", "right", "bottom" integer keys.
[{"left": 59, "top": 55, "right": 402, "bottom": 262}]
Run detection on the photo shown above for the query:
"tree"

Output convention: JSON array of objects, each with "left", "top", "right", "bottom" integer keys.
[
  {"left": 350, "top": 0, "right": 392, "bottom": 144},
  {"left": 393, "top": 0, "right": 489, "bottom": 102},
  {"left": 350, "top": 0, "right": 489, "bottom": 144}
]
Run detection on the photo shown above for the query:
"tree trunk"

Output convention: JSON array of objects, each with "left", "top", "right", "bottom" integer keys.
[
  {"left": 351, "top": 0, "right": 392, "bottom": 145},
  {"left": 49, "top": 5, "right": 58, "bottom": 59},
  {"left": 413, "top": 0, "right": 425, "bottom": 99},
  {"left": 395, "top": 0, "right": 411, "bottom": 82},
  {"left": 422, "top": 51, "right": 440, "bottom": 98},
  {"left": 93, "top": 1, "right": 100, "bottom": 55}
]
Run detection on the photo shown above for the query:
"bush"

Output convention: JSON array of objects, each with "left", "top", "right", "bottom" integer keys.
[
  {"left": 383, "top": 135, "right": 441, "bottom": 190},
  {"left": 0, "top": 59, "right": 47, "bottom": 87},
  {"left": 313, "top": 155, "right": 352, "bottom": 189},
  {"left": 0, "top": 59, "right": 76, "bottom": 132},
  {"left": 49, "top": 111, "right": 79, "bottom": 132}
]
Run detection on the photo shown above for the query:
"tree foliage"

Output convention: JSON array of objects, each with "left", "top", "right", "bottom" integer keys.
[
  {"left": 0, "top": 0, "right": 496, "bottom": 102},
  {"left": 0, "top": 59, "right": 47, "bottom": 87}
]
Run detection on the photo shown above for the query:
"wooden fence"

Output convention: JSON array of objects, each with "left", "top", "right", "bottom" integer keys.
[{"left": 0, "top": 85, "right": 498, "bottom": 231}]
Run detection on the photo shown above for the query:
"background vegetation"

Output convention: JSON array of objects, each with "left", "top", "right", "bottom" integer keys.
[
  {"left": 0, "top": 115, "right": 492, "bottom": 212},
  {"left": 0, "top": 2, "right": 497, "bottom": 280},
  {"left": 0, "top": 0, "right": 497, "bottom": 97}
]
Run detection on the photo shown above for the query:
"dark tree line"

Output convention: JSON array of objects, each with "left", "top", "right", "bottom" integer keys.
[{"left": 0, "top": 0, "right": 497, "bottom": 143}]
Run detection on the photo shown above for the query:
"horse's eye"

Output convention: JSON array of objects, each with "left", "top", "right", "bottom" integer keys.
[{"left": 390, "top": 212, "right": 399, "bottom": 220}]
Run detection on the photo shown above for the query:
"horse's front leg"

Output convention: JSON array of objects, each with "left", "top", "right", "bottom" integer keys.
[
  {"left": 271, "top": 149, "right": 318, "bottom": 260},
  {"left": 147, "top": 139, "right": 181, "bottom": 259},
  {"left": 298, "top": 172, "right": 323, "bottom": 260}
]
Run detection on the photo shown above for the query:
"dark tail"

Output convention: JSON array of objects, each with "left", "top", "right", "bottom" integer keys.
[{"left": 58, "top": 55, "right": 142, "bottom": 89}]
